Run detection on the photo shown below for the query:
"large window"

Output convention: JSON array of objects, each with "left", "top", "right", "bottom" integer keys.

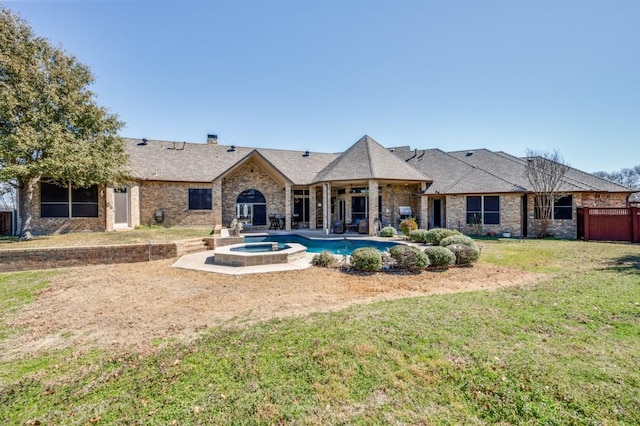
[
  {"left": 188, "top": 188, "right": 212, "bottom": 210},
  {"left": 41, "top": 182, "right": 99, "bottom": 218},
  {"left": 534, "top": 195, "right": 573, "bottom": 220},
  {"left": 466, "top": 195, "right": 500, "bottom": 225},
  {"left": 554, "top": 195, "right": 573, "bottom": 219}
]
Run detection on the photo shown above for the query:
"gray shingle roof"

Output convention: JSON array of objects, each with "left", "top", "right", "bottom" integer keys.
[
  {"left": 125, "top": 138, "right": 338, "bottom": 185},
  {"left": 405, "top": 148, "right": 631, "bottom": 194},
  {"left": 312, "top": 135, "right": 430, "bottom": 183},
  {"left": 125, "top": 137, "right": 632, "bottom": 194}
]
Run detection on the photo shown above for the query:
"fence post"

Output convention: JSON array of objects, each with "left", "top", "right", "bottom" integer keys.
[
  {"left": 632, "top": 207, "right": 640, "bottom": 243},
  {"left": 583, "top": 207, "right": 590, "bottom": 241}
]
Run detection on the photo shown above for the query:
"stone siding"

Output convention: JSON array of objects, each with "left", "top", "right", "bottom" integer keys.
[
  {"left": 139, "top": 181, "right": 216, "bottom": 227},
  {"left": 29, "top": 183, "right": 107, "bottom": 234},
  {"left": 445, "top": 194, "right": 523, "bottom": 237},
  {"left": 221, "top": 161, "right": 285, "bottom": 229}
]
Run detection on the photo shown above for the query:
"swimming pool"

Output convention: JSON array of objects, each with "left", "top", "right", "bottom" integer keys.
[{"left": 244, "top": 234, "right": 399, "bottom": 255}]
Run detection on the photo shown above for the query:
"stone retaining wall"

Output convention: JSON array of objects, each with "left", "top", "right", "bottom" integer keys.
[{"left": 0, "top": 242, "right": 180, "bottom": 273}]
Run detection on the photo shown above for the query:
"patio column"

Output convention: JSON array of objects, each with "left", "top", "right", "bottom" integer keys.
[
  {"left": 212, "top": 179, "right": 223, "bottom": 228},
  {"left": 105, "top": 186, "right": 115, "bottom": 231},
  {"left": 420, "top": 183, "right": 429, "bottom": 229},
  {"left": 284, "top": 182, "right": 292, "bottom": 231},
  {"left": 368, "top": 180, "right": 378, "bottom": 236},
  {"left": 129, "top": 183, "right": 140, "bottom": 228},
  {"left": 323, "top": 182, "right": 331, "bottom": 234},
  {"left": 309, "top": 186, "right": 317, "bottom": 230}
]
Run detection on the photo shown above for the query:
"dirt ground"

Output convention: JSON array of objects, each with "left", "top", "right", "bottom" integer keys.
[{"left": 3, "top": 261, "right": 544, "bottom": 359}]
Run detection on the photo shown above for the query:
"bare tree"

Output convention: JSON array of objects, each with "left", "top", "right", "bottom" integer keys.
[
  {"left": 526, "top": 149, "right": 569, "bottom": 238},
  {"left": 594, "top": 165, "right": 640, "bottom": 190}
]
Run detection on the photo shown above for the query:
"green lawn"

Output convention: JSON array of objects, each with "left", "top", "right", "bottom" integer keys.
[
  {"left": 1, "top": 239, "right": 639, "bottom": 424},
  {"left": 0, "top": 225, "right": 212, "bottom": 248}
]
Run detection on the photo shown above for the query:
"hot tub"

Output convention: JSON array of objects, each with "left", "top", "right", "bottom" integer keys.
[{"left": 213, "top": 242, "right": 307, "bottom": 267}]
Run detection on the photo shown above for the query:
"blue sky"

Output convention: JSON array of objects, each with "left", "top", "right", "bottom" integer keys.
[{"left": 5, "top": 0, "right": 640, "bottom": 173}]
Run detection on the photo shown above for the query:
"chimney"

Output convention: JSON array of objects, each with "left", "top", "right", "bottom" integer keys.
[{"left": 206, "top": 134, "right": 218, "bottom": 145}]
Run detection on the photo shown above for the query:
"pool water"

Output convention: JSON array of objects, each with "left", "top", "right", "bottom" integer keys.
[
  {"left": 244, "top": 235, "right": 399, "bottom": 255},
  {"left": 230, "top": 243, "right": 291, "bottom": 253}
]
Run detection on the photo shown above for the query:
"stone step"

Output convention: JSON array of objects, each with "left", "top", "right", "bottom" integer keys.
[{"left": 177, "top": 239, "right": 209, "bottom": 255}]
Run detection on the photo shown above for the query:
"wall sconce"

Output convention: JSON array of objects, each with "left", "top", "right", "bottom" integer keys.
[
  {"left": 317, "top": 203, "right": 322, "bottom": 207},
  {"left": 154, "top": 209, "right": 165, "bottom": 223}
]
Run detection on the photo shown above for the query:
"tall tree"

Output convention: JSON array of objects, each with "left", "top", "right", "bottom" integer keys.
[
  {"left": 0, "top": 7, "right": 128, "bottom": 239},
  {"left": 525, "top": 149, "right": 569, "bottom": 238}
]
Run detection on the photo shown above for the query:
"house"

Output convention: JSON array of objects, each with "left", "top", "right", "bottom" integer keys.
[{"left": 24, "top": 135, "right": 634, "bottom": 239}]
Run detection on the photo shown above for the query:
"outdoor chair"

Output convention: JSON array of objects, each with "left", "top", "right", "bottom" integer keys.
[{"left": 269, "top": 214, "right": 281, "bottom": 230}]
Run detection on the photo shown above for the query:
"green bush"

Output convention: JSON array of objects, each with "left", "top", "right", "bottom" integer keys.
[
  {"left": 349, "top": 247, "right": 382, "bottom": 272},
  {"left": 311, "top": 251, "right": 337, "bottom": 267},
  {"left": 399, "top": 218, "right": 418, "bottom": 237},
  {"left": 379, "top": 226, "right": 397, "bottom": 237},
  {"left": 424, "top": 246, "right": 456, "bottom": 268},
  {"left": 440, "top": 234, "right": 476, "bottom": 248},
  {"left": 424, "top": 228, "right": 461, "bottom": 245},
  {"left": 448, "top": 244, "right": 480, "bottom": 265},
  {"left": 389, "top": 245, "right": 429, "bottom": 271},
  {"left": 409, "top": 229, "right": 429, "bottom": 243}
]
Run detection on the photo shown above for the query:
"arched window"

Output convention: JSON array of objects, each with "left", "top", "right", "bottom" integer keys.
[{"left": 236, "top": 189, "right": 267, "bottom": 226}]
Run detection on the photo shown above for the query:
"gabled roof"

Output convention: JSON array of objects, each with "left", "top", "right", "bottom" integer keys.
[
  {"left": 312, "top": 135, "right": 430, "bottom": 183},
  {"left": 125, "top": 138, "right": 338, "bottom": 185},
  {"left": 125, "top": 138, "right": 253, "bottom": 182}
]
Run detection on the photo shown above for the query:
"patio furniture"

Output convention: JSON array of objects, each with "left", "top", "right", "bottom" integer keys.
[
  {"left": 269, "top": 214, "right": 281, "bottom": 230},
  {"left": 332, "top": 220, "right": 344, "bottom": 234},
  {"left": 345, "top": 219, "right": 357, "bottom": 233},
  {"left": 358, "top": 219, "right": 369, "bottom": 234}
]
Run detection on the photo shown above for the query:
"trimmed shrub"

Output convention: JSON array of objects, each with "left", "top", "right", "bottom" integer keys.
[
  {"left": 379, "top": 226, "right": 397, "bottom": 237},
  {"left": 350, "top": 247, "right": 382, "bottom": 272},
  {"left": 312, "top": 251, "right": 337, "bottom": 267},
  {"left": 440, "top": 234, "right": 476, "bottom": 248},
  {"left": 424, "top": 246, "right": 456, "bottom": 268},
  {"left": 448, "top": 244, "right": 480, "bottom": 266},
  {"left": 399, "top": 218, "right": 418, "bottom": 237},
  {"left": 424, "top": 228, "right": 461, "bottom": 245},
  {"left": 389, "top": 245, "right": 429, "bottom": 271},
  {"left": 409, "top": 229, "right": 429, "bottom": 243}
]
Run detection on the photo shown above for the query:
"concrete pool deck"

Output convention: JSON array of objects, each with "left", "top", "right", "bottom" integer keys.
[
  {"left": 172, "top": 249, "right": 316, "bottom": 275},
  {"left": 172, "top": 230, "right": 407, "bottom": 275}
]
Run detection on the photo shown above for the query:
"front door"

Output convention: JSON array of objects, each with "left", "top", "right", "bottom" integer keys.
[{"left": 114, "top": 188, "right": 129, "bottom": 228}]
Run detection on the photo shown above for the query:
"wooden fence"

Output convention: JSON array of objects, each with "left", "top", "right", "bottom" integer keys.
[{"left": 577, "top": 207, "right": 640, "bottom": 243}]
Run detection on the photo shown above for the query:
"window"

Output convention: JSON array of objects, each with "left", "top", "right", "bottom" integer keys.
[
  {"left": 188, "top": 188, "right": 212, "bottom": 210},
  {"left": 534, "top": 195, "right": 573, "bottom": 220},
  {"left": 466, "top": 196, "right": 482, "bottom": 225},
  {"left": 483, "top": 196, "right": 500, "bottom": 225},
  {"left": 40, "top": 182, "right": 98, "bottom": 218},
  {"left": 466, "top": 195, "right": 500, "bottom": 225},
  {"left": 351, "top": 196, "right": 368, "bottom": 220},
  {"left": 72, "top": 186, "right": 99, "bottom": 217},
  {"left": 554, "top": 195, "right": 573, "bottom": 219}
]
